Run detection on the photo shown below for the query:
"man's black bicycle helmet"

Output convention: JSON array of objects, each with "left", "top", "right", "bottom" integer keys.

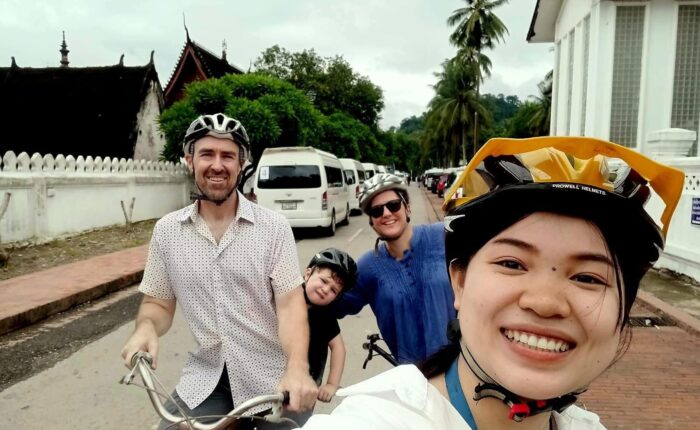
[{"left": 307, "top": 248, "right": 357, "bottom": 292}]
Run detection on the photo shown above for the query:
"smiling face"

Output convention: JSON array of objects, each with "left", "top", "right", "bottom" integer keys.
[
  {"left": 304, "top": 267, "right": 344, "bottom": 306},
  {"left": 185, "top": 135, "right": 243, "bottom": 202},
  {"left": 368, "top": 190, "right": 410, "bottom": 240},
  {"left": 452, "top": 212, "right": 622, "bottom": 400}
]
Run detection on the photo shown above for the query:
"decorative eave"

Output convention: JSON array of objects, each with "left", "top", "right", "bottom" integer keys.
[
  {"left": 527, "top": 0, "right": 563, "bottom": 43},
  {"left": 163, "top": 42, "right": 209, "bottom": 102}
]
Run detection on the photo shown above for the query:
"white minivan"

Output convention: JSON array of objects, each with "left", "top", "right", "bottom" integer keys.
[
  {"left": 339, "top": 158, "right": 365, "bottom": 215},
  {"left": 362, "top": 162, "right": 378, "bottom": 180},
  {"left": 254, "top": 147, "right": 350, "bottom": 236}
]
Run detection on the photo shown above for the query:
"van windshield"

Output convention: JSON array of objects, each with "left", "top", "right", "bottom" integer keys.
[{"left": 257, "top": 165, "right": 321, "bottom": 189}]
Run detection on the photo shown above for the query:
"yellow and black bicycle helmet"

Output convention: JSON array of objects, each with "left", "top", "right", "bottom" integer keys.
[{"left": 443, "top": 136, "right": 684, "bottom": 320}]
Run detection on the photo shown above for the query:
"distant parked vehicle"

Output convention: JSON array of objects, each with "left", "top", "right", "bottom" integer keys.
[
  {"left": 339, "top": 158, "right": 365, "bottom": 215},
  {"left": 254, "top": 147, "right": 350, "bottom": 236},
  {"left": 362, "top": 162, "right": 378, "bottom": 180}
]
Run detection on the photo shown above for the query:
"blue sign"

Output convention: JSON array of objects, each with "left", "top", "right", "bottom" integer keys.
[{"left": 693, "top": 197, "right": 700, "bottom": 226}]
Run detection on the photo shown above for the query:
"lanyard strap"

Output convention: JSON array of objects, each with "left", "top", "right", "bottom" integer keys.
[{"left": 446, "top": 358, "right": 477, "bottom": 429}]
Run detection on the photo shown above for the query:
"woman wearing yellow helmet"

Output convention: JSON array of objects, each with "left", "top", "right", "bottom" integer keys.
[{"left": 300, "top": 136, "right": 683, "bottom": 430}]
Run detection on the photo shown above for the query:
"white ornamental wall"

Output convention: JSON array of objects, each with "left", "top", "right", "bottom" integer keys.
[
  {"left": 0, "top": 151, "right": 191, "bottom": 244},
  {"left": 646, "top": 157, "right": 700, "bottom": 282}
]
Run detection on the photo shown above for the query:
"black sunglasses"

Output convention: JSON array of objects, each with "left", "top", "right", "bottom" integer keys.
[{"left": 369, "top": 199, "right": 403, "bottom": 218}]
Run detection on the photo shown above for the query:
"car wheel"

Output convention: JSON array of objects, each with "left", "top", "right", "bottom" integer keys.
[
  {"left": 324, "top": 211, "right": 336, "bottom": 237},
  {"left": 340, "top": 204, "right": 350, "bottom": 226}
]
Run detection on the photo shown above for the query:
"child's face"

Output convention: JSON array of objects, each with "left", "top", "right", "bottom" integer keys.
[
  {"left": 451, "top": 212, "right": 621, "bottom": 400},
  {"left": 304, "top": 267, "right": 344, "bottom": 306}
]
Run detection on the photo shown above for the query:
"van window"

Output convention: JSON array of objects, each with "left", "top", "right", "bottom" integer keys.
[
  {"left": 325, "top": 166, "right": 344, "bottom": 188},
  {"left": 366, "top": 170, "right": 375, "bottom": 179},
  {"left": 257, "top": 165, "right": 321, "bottom": 189},
  {"left": 357, "top": 170, "right": 366, "bottom": 183},
  {"left": 344, "top": 169, "right": 356, "bottom": 185}
]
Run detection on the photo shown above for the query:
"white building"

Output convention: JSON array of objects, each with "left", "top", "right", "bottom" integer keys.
[{"left": 528, "top": 0, "right": 700, "bottom": 281}]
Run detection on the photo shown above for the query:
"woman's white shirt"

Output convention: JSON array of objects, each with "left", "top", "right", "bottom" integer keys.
[{"left": 301, "top": 365, "right": 606, "bottom": 430}]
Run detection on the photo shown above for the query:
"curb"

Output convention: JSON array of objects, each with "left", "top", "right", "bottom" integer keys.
[
  {"left": 0, "top": 271, "right": 144, "bottom": 336},
  {"left": 0, "top": 245, "right": 147, "bottom": 336},
  {"left": 637, "top": 291, "right": 700, "bottom": 336}
]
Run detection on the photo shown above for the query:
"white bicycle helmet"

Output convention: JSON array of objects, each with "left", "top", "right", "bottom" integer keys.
[
  {"left": 183, "top": 113, "right": 250, "bottom": 161},
  {"left": 359, "top": 173, "right": 408, "bottom": 214}
]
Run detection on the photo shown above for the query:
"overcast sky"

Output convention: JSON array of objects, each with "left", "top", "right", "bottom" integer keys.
[{"left": 0, "top": 0, "right": 553, "bottom": 129}]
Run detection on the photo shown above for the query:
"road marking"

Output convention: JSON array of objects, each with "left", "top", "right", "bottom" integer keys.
[{"left": 347, "top": 228, "right": 363, "bottom": 243}]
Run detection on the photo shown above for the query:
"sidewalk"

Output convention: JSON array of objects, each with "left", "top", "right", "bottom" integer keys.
[
  {"left": 0, "top": 245, "right": 147, "bottom": 336},
  {"left": 426, "top": 188, "right": 700, "bottom": 429}
]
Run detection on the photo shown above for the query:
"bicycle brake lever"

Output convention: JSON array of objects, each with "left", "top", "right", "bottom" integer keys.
[{"left": 120, "top": 366, "right": 138, "bottom": 385}]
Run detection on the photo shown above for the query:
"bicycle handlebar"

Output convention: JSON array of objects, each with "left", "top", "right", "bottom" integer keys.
[{"left": 122, "top": 351, "right": 290, "bottom": 430}]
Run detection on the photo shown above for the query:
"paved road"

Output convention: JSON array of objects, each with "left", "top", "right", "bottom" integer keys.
[{"left": 1, "top": 184, "right": 432, "bottom": 429}]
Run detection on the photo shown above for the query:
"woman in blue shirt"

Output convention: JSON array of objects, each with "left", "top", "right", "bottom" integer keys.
[{"left": 333, "top": 173, "right": 455, "bottom": 364}]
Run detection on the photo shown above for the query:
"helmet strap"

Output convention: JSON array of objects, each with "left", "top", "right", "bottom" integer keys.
[{"left": 453, "top": 323, "right": 585, "bottom": 422}]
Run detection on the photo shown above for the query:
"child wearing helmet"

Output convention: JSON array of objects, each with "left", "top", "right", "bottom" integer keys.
[
  {"left": 300, "top": 137, "right": 684, "bottom": 429},
  {"left": 298, "top": 248, "right": 357, "bottom": 423}
]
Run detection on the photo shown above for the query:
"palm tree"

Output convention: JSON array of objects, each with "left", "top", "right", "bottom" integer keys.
[
  {"left": 426, "top": 58, "right": 489, "bottom": 164},
  {"left": 447, "top": 0, "right": 509, "bottom": 152},
  {"left": 529, "top": 69, "right": 553, "bottom": 136}
]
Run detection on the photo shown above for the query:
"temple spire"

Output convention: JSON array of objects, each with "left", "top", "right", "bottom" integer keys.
[
  {"left": 59, "top": 31, "right": 69, "bottom": 67},
  {"left": 222, "top": 39, "right": 227, "bottom": 61},
  {"left": 183, "top": 13, "right": 190, "bottom": 43}
]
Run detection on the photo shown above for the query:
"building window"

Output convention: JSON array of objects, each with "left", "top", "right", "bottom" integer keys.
[
  {"left": 671, "top": 5, "right": 700, "bottom": 155},
  {"left": 566, "top": 30, "right": 575, "bottom": 135},
  {"left": 580, "top": 15, "right": 590, "bottom": 136},
  {"left": 610, "top": 6, "right": 645, "bottom": 147}
]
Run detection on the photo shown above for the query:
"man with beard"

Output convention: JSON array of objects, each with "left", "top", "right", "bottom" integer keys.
[
  {"left": 121, "top": 113, "right": 317, "bottom": 429},
  {"left": 332, "top": 173, "right": 455, "bottom": 364}
]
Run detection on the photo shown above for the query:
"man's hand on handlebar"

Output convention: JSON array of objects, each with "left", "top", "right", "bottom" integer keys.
[
  {"left": 120, "top": 321, "right": 159, "bottom": 369},
  {"left": 277, "top": 364, "right": 318, "bottom": 413}
]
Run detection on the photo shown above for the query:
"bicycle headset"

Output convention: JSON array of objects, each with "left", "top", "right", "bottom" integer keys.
[{"left": 441, "top": 136, "right": 684, "bottom": 421}]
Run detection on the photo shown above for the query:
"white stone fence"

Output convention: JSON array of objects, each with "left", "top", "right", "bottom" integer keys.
[
  {"left": 650, "top": 157, "right": 700, "bottom": 282},
  {"left": 0, "top": 151, "right": 191, "bottom": 244}
]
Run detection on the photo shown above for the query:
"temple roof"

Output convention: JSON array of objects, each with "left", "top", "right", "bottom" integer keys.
[
  {"left": 164, "top": 37, "right": 244, "bottom": 106},
  {"left": 0, "top": 56, "right": 162, "bottom": 158}
]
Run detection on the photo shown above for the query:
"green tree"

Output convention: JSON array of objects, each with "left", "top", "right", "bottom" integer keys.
[
  {"left": 321, "top": 112, "right": 385, "bottom": 162},
  {"left": 159, "top": 74, "right": 324, "bottom": 164},
  {"left": 447, "top": 0, "right": 509, "bottom": 154},
  {"left": 254, "top": 46, "right": 384, "bottom": 127},
  {"left": 528, "top": 69, "right": 553, "bottom": 136},
  {"left": 426, "top": 57, "right": 490, "bottom": 165},
  {"left": 506, "top": 101, "right": 542, "bottom": 138}
]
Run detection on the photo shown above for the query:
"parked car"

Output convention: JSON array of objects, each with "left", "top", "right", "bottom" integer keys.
[
  {"left": 339, "top": 158, "right": 365, "bottom": 215},
  {"left": 436, "top": 174, "right": 449, "bottom": 197},
  {"left": 362, "top": 162, "right": 378, "bottom": 180},
  {"left": 254, "top": 147, "right": 350, "bottom": 236},
  {"left": 376, "top": 165, "right": 387, "bottom": 174}
]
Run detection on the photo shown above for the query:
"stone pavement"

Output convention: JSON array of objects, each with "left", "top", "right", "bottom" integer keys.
[{"left": 426, "top": 188, "right": 700, "bottom": 429}]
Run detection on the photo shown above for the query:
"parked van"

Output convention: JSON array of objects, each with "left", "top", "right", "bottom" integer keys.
[
  {"left": 254, "top": 147, "right": 350, "bottom": 236},
  {"left": 376, "top": 165, "right": 387, "bottom": 174},
  {"left": 362, "top": 162, "right": 378, "bottom": 179},
  {"left": 339, "top": 158, "right": 365, "bottom": 215}
]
